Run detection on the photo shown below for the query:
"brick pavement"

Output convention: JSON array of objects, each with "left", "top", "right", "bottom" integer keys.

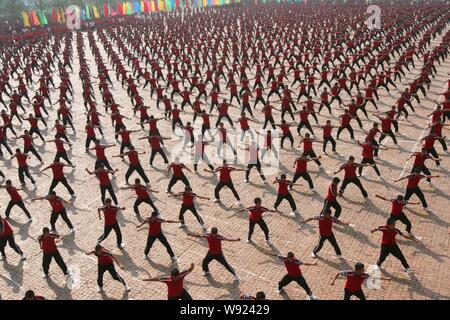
[{"left": 0, "top": 24, "right": 449, "bottom": 301}]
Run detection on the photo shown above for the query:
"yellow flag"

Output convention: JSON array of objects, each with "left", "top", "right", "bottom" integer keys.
[
  {"left": 93, "top": 5, "right": 100, "bottom": 18},
  {"left": 22, "top": 11, "right": 31, "bottom": 28}
]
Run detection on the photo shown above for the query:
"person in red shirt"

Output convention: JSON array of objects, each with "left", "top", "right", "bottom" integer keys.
[
  {"left": 169, "top": 186, "right": 209, "bottom": 229},
  {"left": 97, "top": 199, "right": 126, "bottom": 249},
  {"left": 32, "top": 191, "right": 75, "bottom": 233},
  {"left": 143, "top": 263, "right": 195, "bottom": 300},
  {"left": 86, "top": 165, "right": 119, "bottom": 205},
  {"left": 0, "top": 214, "right": 26, "bottom": 261},
  {"left": 40, "top": 161, "right": 76, "bottom": 197},
  {"left": 136, "top": 211, "right": 178, "bottom": 262},
  {"left": 121, "top": 178, "right": 159, "bottom": 215},
  {"left": 11, "top": 148, "right": 36, "bottom": 187},
  {"left": 273, "top": 174, "right": 299, "bottom": 216},
  {"left": 394, "top": 169, "right": 439, "bottom": 210},
  {"left": 357, "top": 139, "right": 387, "bottom": 178},
  {"left": 334, "top": 156, "right": 370, "bottom": 198},
  {"left": 38, "top": 227, "right": 71, "bottom": 278},
  {"left": 188, "top": 227, "right": 240, "bottom": 281},
  {"left": 87, "top": 140, "right": 115, "bottom": 171},
  {"left": 315, "top": 120, "right": 338, "bottom": 154},
  {"left": 140, "top": 134, "right": 170, "bottom": 166},
  {"left": 166, "top": 158, "right": 192, "bottom": 193},
  {"left": 421, "top": 133, "right": 445, "bottom": 166},
  {"left": 205, "top": 160, "right": 245, "bottom": 204},
  {"left": 292, "top": 153, "right": 321, "bottom": 189},
  {"left": 85, "top": 244, "right": 130, "bottom": 293},
  {"left": 371, "top": 218, "right": 420, "bottom": 275},
  {"left": 266, "top": 251, "right": 317, "bottom": 299},
  {"left": 12, "top": 130, "right": 43, "bottom": 163},
  {"left": 301, "top": 208, "right": 349, "bottom": 258},
  {"left": 0, "top": 180, "right": 32, "bottom": 220},
  {"left": 45, "top": 135, "right": 73, "bottom": 166},
  {"left": 406, "top": 147, "right": 438, "bottom": 183},
  {"left": 376, "top": 194, "right": 419, "bottom": 235},
  {"left": 115, "top": 146, "right": 150, "bottom": 185},
  {"left": 235, "top": 197, "right": 279, "bottom": 245},
  {"left": 22, "top": 290, "right": 45, "bottom": 300},
  {"left": 336, "top": 109, "right": 355, "bottom": 140},
  {"left": 298, "top": 133, "right": 322, "bottom": 167},
  {"left": 331, "top": 262, "right": 389, "bottom": 300}
]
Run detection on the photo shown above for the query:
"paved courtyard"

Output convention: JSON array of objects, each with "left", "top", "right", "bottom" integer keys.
[{"left": 1, "top": 19, "right": 449, "bottom": 300}]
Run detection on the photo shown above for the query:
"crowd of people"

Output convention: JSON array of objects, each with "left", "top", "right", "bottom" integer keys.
[{"left": 0, "top": 1, "right": 449, "bottom": 300}]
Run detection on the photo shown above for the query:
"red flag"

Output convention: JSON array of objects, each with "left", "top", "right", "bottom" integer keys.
[
  {"left": 117, "top": 3, "right": 124, "bottom": 15},
  {"left": 104, "top": 4, "right": 109, "bottom": 17},
  {"left": 52, "top": 8, "right": 57, "bottom": 24}
]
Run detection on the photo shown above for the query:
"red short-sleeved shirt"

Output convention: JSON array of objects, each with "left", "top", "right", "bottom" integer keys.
[
  {"left": 102, "top": 206, "right": 119, "bottom": 226},
  {"left": 249, "top": 206, "right": 265, "bottom": 222},
  {"left": 96, "top": 170, "right": 111, "bottom": 186},
  {"left": 160, "top": 271, "right": 189, "bottom": 298},
  {"left": 50, "top": 163, "right": 65, "bottom": 179},
  {"left": 96, "top": 251, "right": 114, "bottom": 265},
  {"left": 6, "top": 187, "right": 22, "bottom": 201},
  {"left": 278, "top": 256, "right": 302, "bottom": 276},
  {"left": 204, "top": 234, "right": 224, "bottom": 255},
  {"left": 0, "top": 218, "right": 13, "bottom": 238},
  {"left": 379, "top": 226, "right": 402, "bottom": 245},
  {"left": 39, "top": 234, "right": 58, "bottom": 254},
  {"left": 148, "top": 217, "right": 163, "bottom": 236},
  {"left": 134, "top": 185, "right": 149, "bottom": 199},
  {"left": 406, "top": 175, "right": 422, "bottom": 189},
  {"left": 342, "top": 271, "right": 369, "bottom": 292},
  {"left": 16, "top": 154, "right": 28, "bottom": 167},
  {"left": 48, "top": 198, "right": 65, "bottom": 212},
  {"left": 277, "top": 180, "right": 291, "bottom": 195},
  {"left": 295, "top": 158, "right": 307, "bottom": 173}
]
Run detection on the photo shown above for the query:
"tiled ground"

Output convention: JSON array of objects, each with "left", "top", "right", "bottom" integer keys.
[{"left": 0, "top": 25, "right": 449, "bottom": 300}]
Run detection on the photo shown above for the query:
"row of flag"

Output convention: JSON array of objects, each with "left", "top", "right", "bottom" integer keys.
[{"left": 21, "top": 0, "right": 243, "bottom": 28}]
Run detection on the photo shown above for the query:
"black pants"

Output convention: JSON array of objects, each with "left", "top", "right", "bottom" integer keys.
[
  {"left": 25, "top": 146, "right": 42, "bottom": 162},
  {"left": 0, "top": 139, "right": 13, "bottom": 156},
  {"left": 293, "top": 172, "right": 314, "bottom": 189},
  {"left": 43, "top": 250, "right": 68, "bottom": 275},
  {"left": 323, "top": 137, "right": 336, "bottom": 152},
  {"left": 214, "top": 181, "right": 240, "bottom": 201},
  {"left": 359, "top": 158, "right": 380, "bottom": 176},
  {"left": 340, "top": 177, "right": 368, "bottom": 197},
  {"left": 248, "top": 219, "right": 269, "bottom": 241},
  {"left": 49, "top": 177, "right": 75, "bottom": 195},
  {"left": 246, "top": 162, "right": 265, "bottom": 181},
  {"left": 150, "top": 149, "right": 169, "bottom": 165},
  {"left": 5, "top": 200, "right": 31, "bottom": 219},
  {"left": 274, "top": 193, "right": 297, "bottom": 211},
  {"left": 278, "top": 274, "right": 312, "bottom": 295},
  {"left": 379, "top": 130, "right": 397, "bottom": 145},
  {"left": 18, "top": 167, "right": 35, "bottom": 184},
  {"left": 391, "top": 213, "right": 412, "bottom": 232},
  {"left": 344, "top": 289, "right": 366, "bottom": 300},
  {"left": 134, "top": 197, "right": 158, "bottom": 215},
  {"left": 411, "top": 165, "right": 431, "bottom": 182},
  {"left": 144, "top": 232, "right": 175, "bottom": 257},
  {"left": 322, "top": 200, "right": 342, "bottom": 218},
  {"left": 297, "top": 121, "right": 314, "bottom": 135},
  {"left": 313, "top": 235, "right": 341, "bottom": 255},
  {"left": 120, "top": 142, "right": 133, "bottom": 155},
  {"left": 425, "top": 147, "right": 440, "bottom": 166},
  {"left": 0, "top": 235, "right": 23, "bottom": 257},
  {"left": 125, "top": 164, "right": 149, "bottom": 184},
  {"left": 168, "top": 174, "right": 190, "bottom": 192},
  {"left": 100, "top": 184, "right": 118, "bottom": 205},
  {"left": 337, "top": 125, "right": 354, "bottom": 139},
  {"left": 303, "top": 151, "right": 321, "bottom": 166},
  {"left": 95, "top": 159, "right": 113, "bottom": 171},
  {"left": 54, "top": 151, "right": 73, "bottom": 166},
  {"left": 50, "top": 209, "right": 74, "bottom": 231},
  {"left": 86, "top": 136, "right": 96, "bottom": 149},
  {"left": 98, "top": 223, "right": 122, "bottom": 247},
  {"left": 281, "top": 133, "right": 294, "bottom": 148},
  {"left": 97, "top": 263, "right": 126, "bottom": 288},
  {"left": 404, "top": 187, "right": 427, "bottom": 208},
  {"left": 377, "top": 244, "right": 409, "bottom": 269},
  {"left": 202, "top": 252, "right": 236, "bottom": 275},
  {"left": 179, "top": 204, "right": 204, "bottom": 226},
  {"left": 263, "top": 116, "right": 276, "bottom": 129},
  {"left": 168, "top": 289, "right": 192, "bottom": 300}
]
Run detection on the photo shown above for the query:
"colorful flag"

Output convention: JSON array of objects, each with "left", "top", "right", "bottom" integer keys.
[
  {"left": 22, "top": 11, "right": 31, "bottom": 28},
  {"left": 31, "top": 11, "right": 41, "bottom": 26},
  {"left": 117, "top": 2, "right": 124, "bottom": 15},
  {"left": 39, "top": 11, "right": 48, "bottom": 25}
]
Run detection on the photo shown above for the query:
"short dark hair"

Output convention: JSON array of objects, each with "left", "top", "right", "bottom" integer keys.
[{"left": 355, "top": 262, "right": 364, "bottom": 270}]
